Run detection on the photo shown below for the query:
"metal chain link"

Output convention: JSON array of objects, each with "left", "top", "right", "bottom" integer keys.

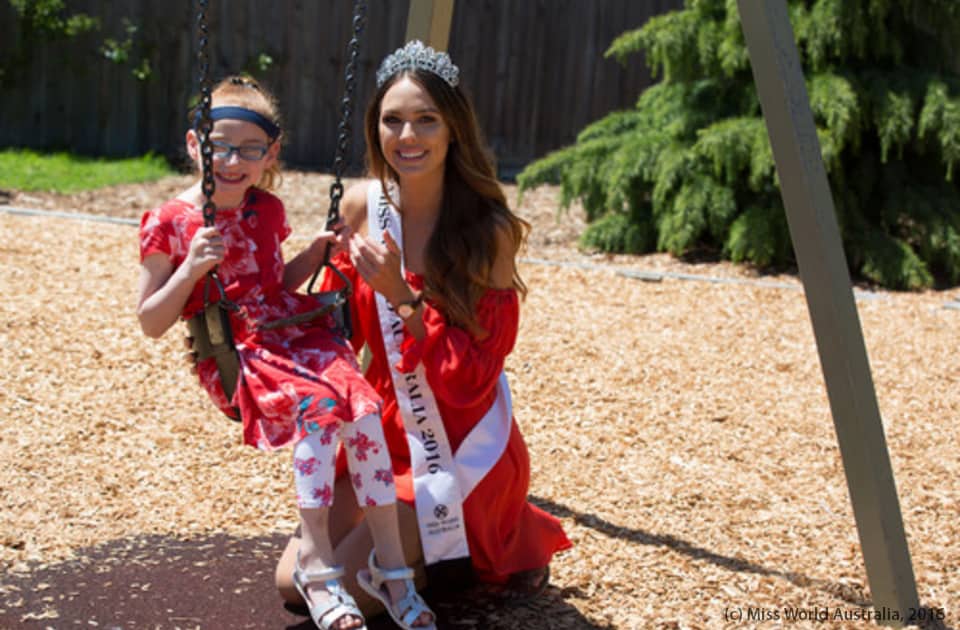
[
  {"left": 196, "top": 0, "right": 216, "bottom": 228},
  {"left": 307, "top": 0, "right": 367, "bottom": 305},
  {"left": 193, "top": 0, "right": 364, "bottom": 320},
  {"left": 326, "top": 0, "right": 367, "bottom": 229},
  {"left": 196, "top": 0, "right": 234, "bottom": 309}
]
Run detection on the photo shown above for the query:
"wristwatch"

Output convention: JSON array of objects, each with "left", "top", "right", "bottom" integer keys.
[{"left": 395, "top": 294, "right": 423, "bottom": 320}]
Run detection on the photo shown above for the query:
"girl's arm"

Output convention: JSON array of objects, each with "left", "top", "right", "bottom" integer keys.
[
  {"left": 283, "top": 183, "right": 368, "bottom": 291},
  {"left": 282, "top": 227, "right": 349, "bottom": 291},
  {"left": 137, "top": 226, "right": 223, "bottom": 338}
]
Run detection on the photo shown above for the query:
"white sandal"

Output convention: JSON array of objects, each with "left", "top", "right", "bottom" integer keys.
[
  {"left": 293, "top": 553, "right": 367, "bottom": 630},
  {"left": 356, "top": 550, "right": 437, "bottom": 630}
]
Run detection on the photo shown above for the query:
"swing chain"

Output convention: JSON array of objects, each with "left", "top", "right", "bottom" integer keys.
[
  {"left": 196, "top": 0, "right": 216, "bottom": 228},
  {"left": 327, "top": 0, "right": 367, "bottom": 229},
  {"left": 306, "top": 0, "right": 366, "bottom": 303},
  {"left": 195, "top": 0, "right": 237, "bottom": 311}
]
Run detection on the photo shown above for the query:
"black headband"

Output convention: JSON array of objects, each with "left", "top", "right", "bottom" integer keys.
[{"left": 194, "top": 106, "right": 281, "bottom": 140}]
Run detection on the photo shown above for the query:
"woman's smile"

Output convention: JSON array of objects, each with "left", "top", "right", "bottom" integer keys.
[{"left": 397, "top": 149, "right": 427, "bottom": 161}]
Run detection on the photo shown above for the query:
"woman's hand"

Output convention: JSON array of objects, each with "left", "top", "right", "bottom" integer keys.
[
  {"left": 183, "top": 226, "right": 225, "bottom": 281},
  {"left": 349, "top": 231, "right": 413, "bottom": 306}
]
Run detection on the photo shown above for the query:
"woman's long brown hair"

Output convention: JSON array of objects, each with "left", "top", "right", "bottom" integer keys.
[{"left": 364, "top": 70, "right": 530, "bottom": 336}]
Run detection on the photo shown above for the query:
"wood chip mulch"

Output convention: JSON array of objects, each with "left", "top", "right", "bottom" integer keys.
[{"left": 1, "top": 172, "right": 958, "bottom": 629}]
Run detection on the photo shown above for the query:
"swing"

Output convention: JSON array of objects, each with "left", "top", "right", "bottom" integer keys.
[{"left": 187, "top": 0, "right": 368, "bottom": 422}]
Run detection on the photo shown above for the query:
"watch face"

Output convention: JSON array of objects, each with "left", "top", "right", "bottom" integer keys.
[{"left": 397, "top": 304, "right": 414, "bottom": 319}]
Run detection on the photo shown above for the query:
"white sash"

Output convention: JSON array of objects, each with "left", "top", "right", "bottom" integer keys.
[{"left": 369, "top": 182, "right": 512, "bottom": 565}]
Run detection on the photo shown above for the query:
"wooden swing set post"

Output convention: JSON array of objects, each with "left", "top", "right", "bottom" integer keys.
[
  {"left": 737, "top": 1, "right": 919, "bottom": 625},
  {"left": 405, "top": 0, "right": 455, "bottom": 50}
]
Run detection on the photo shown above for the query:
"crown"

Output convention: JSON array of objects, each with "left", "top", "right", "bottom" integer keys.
[{"left": 376, "top": 40, "right": 460, "bottom": 88}]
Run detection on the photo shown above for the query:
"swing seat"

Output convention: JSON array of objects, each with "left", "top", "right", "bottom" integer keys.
[
  {"left": 262, "top": 262, "right": 353, "bottom": 337},
  {"left": 187, "top": 302, "right": 242, "bottom": 421},
  {"left": 186, "top": 274, "right": 352, "bottom": 424},
  {"left": 260, "top": 288, "right": 350, "bottom": 333}
]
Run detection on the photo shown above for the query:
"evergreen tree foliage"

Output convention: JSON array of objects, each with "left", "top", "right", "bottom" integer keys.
[
  {"left": 518, "top": 0, "right": 960, "bottom": 288},
  {"left": 2, "top": 0, "right": 99, "bottom": 88}
]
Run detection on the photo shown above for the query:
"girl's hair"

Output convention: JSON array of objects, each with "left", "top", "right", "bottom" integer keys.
[
  {"left": 191, "top": 75, "right": 284, "bottom": 191},
  {"left": 364, "top": 69, "right": 530, "bottom": 336}
]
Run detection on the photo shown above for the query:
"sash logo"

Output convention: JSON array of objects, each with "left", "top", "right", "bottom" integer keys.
[{"left": 433, "top": 504, "right": 449, "bottom": 520}]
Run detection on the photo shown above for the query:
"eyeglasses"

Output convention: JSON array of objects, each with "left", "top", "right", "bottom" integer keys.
[{"left": 209, "top": 140, "right": 272, "bottom": 162}]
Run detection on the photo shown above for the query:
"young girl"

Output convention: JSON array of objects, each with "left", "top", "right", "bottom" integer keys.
[{"left": 137, "top": 76, "right": 435, "bottom": 630}]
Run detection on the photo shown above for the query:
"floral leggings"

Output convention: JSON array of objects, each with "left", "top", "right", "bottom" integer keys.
[{"left": 292, "top": 412, "right": 397, "bottom": 509}]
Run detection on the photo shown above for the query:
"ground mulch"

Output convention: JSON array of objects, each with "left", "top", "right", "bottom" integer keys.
[{"left": 1, "top": 172, "right": 958, "bottom": 629}]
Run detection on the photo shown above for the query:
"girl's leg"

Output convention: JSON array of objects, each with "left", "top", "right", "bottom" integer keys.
[
  {"left": 339, "top": 499, "right": 426, "bottom": 614},
  {"left": 294, "top": 428, "right": 364, "bottom": 630},
  {"left": 276, "top": 475, "right": 363, "bottom": 605},
  {"left": 342, "top": 413, "right": 434, "bottom": 627},
  {"left": 277, "top": 490, "right": 425, "bottom": 616}
]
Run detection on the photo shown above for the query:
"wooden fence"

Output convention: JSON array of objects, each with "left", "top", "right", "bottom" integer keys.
[{"left": 0, "top": 0, "right": 681, "bottom": 176}]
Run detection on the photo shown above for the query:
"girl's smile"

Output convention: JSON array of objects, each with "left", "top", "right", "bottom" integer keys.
[{"left": 188, "top": 116, "right": 278, "bottom": 208}]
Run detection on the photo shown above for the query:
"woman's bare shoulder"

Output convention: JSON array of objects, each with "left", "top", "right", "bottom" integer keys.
[{"left": 341, "top": 179, "right": 374, "bottom": 233}]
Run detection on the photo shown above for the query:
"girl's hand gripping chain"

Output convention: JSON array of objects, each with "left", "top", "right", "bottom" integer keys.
[
  {"left": 308, "top": 222, "right": 351, "bottom": 262},
  {"left": 183, "top": 226, "right": 226, "bottom": 282}
]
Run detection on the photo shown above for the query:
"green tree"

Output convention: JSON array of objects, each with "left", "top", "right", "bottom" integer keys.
[
  {"left": 3, "top": 1, "right": 157, "bottom": 87},
  {"left": 2, "top": 0, "right": 98, "bottom": 87},
  {"left": 518, "top": 0, "right": 960, "bottom": 289}
]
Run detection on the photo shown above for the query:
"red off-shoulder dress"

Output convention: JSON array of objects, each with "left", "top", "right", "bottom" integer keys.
[{"left": 323, "top": 251, "right": 571, "bottom": 583}]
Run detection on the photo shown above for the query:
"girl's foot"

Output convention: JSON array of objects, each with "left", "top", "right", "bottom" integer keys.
[
  {"left": 357, "top": 551, "right": 436, "bottom": 629},
  {"left": 303, "top": 585, "right": 364, "bottom": 630},
  {"left": 293, "top": 555, "right": 366, "bottom": 630},
  {"left": 383, "top": 578, "right": 434, "bottom": 628}
]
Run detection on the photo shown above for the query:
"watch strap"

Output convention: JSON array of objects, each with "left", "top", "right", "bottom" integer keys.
[{"left": 396, "top": 293, "right": 423, "bottom": 318}]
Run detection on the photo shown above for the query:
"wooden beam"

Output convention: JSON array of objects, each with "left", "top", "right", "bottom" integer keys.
[
  {"left": 405, "top": 0, "right": 455, "bottom": 50},
  {"left": 736, "top": 2, "right": 918, "bottom": 625}
]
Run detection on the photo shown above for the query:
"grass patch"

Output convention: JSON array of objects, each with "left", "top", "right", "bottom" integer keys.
[{"left": 0, "top": 149, "right": 175, "bottom": 194}]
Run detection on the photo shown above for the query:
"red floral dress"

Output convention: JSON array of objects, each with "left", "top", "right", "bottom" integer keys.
[
  {"left": 322, "top": 251, "right": 572, "bottom": 583},
  {"left": 139, "top": 188, "right": 381, "bottom": 450}
]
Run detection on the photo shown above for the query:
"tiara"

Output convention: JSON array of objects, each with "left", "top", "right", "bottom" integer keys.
[{"left": 376, "top": 40, "right": 460, "bottom": 88}]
